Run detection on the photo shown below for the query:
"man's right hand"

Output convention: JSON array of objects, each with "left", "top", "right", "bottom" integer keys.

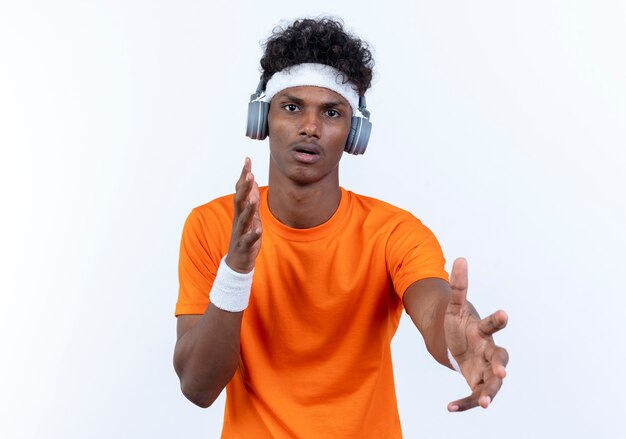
[
  {"left": 174, "top": 158, "right": 260, "bottom": 408},
  {"left": 225, "top": 157, "right": 262, "bottom": 274}
]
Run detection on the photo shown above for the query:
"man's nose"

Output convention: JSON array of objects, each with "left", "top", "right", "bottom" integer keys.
[{"left": 299, "top": 111, "right": 320, "bottom": 138}]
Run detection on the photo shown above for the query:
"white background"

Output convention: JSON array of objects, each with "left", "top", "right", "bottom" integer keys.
[{"left": 1, "top": 1, "right": 625, "bottom": 438}]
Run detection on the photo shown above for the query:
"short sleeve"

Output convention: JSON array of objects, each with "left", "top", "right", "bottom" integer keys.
[
  {"left": 385, "top": 213, "right": 449, "bottom": 300},
  {"left": 175, "top": 208, "right": 223, "bottom": 316}
]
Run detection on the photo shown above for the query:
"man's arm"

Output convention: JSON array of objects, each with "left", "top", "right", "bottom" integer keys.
[
  {"left": 173, "top": 158, "right": 262, "bottom": 408},
  {"left": 403, "top": 258, "right": 509, "bottom": 412},
  {"left": 174, "top": 308, "right": 243, "bottom": 408},
  {"left": 403, "top": 277, "right": 453, "bottom": 367}
]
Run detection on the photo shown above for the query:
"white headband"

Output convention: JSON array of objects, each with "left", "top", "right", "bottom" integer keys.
[{"left": 260, "top": 63, "right": 360, "bottom": 114}]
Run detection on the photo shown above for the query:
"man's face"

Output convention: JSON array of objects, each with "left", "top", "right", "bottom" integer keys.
[{"left": 267, "top": 86, "right": 352, "bottom": 187}]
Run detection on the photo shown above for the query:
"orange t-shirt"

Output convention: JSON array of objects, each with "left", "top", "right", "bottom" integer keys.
[{"left": 176, "top": 187, "right": 448, "bottom": 438}]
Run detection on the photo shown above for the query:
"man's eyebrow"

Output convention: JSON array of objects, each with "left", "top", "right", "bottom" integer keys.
[
  {"left": 278, "top": 94, "right": 348, "bottom": 108},
  {"left": 321, "top": 100, "right": 347, "bottom": 109},
  {"left": 280, "top": 95, "right": 305, "bottom": 105}
]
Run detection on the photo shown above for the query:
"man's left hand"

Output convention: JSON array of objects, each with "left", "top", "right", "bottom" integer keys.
[{"left": 444, "top": 258, "right": 509, "bottom": 412}]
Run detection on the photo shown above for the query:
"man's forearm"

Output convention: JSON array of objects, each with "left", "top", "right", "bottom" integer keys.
[
  {"left": 404, "top": 278, "right": 483, "bottom": 369},
  {"left": 174, "top": 304, "right": 243, "bottom": 408},
  {"left": 404, "top": 278, "right": 450, "bottom": 366}
]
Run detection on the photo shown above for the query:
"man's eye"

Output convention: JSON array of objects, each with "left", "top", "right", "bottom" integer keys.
[
  {"left": 284, "top": 104, "right": 299, "bottom": 112},
  {"left": 326, "top": 109, "right": 340, "bottom": 118}
]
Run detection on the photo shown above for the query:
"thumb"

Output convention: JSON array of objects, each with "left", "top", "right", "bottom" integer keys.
[{"left": 449, "top": 257, "right": 468, "bottom": 306}]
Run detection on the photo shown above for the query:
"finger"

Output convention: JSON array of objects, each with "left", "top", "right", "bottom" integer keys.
[
  {"left": 249, "top": 180, "right": 260, "bottom": 205},
  {"left": 235, "top": 157, "right": 252, "bottom": 191},
  {"left": 448, "top": 386, "right": 497, "bottom": 412},
  {"left": 449, "top": 257, "right": 468, "bottom": 307},
  {"left": 242, "top": 157, "right": 252, "bottom": 177},
  {"left": 234, "top": 174, "right": 256, "bottom": 216},
  {"left": 233, "top": 198, "right": 258, "bottom": 237},
  {"left": 476, "top": 376, "right": 501, "bottom": 409},
  {"left": 235, "top": 199, "right": 262, "bottom": 247},
  {"left": 487, "top": 346, "right": 509, "bottom": 379},
  {"left": 235, "top": 157, "right": 252, "bottom": 190},
  {"left": 478, "top": 310, "right": 508, "bottom": 337},
  {"left": 240, "top": 224, "right": 262, "bottom": 248},
  {"left": 447, "top": 390, "right": 480, "bottom": 412}
]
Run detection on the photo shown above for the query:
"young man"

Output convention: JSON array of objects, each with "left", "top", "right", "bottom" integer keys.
[{"left": 174, "top": 17, "right": 508, "bottom": 438}]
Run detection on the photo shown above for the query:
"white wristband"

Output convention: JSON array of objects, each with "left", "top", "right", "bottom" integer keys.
[
  {"left": 447, "top": 349, "right": 461, "bottom": 373},
  {"left": 209, "top": 257, "right": 254, "bottom": 312}
]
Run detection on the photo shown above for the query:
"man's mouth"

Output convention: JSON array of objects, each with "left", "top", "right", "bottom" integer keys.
[
  {"left": 292, "top": 144, "right": 321, "bottom": 163},
  {"left": 293, "top": 145, "right": 320, "bottom": 155}
]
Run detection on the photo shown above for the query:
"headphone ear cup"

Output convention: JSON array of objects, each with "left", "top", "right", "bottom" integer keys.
[
  {"left": 246, "top": 100, "right": 269, "bottom": 140},
  {"left": 344, "top": 115, "right": 372, "bottom": 155}
]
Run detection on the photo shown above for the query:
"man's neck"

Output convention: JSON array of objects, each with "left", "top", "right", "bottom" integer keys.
[{"left": 267, "top": 174, "right": 341, "bottom": 229}]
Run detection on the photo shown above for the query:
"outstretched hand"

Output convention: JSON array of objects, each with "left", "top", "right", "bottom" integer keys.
[
  {"left": 225, "top": 157, "right": 262, "bottom": 274},
  {"left": 444, "top": 258, "right": 509, "bottom": 412}
]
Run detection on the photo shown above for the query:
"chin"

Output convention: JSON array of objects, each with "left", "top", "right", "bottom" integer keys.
[{"left": 288, "top": 168, "right": 325, "bottom": 186}]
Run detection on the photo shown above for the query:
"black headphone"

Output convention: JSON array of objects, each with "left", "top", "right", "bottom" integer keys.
[{"left": 245, "top": 79, "right": 372, "bottom": 155}]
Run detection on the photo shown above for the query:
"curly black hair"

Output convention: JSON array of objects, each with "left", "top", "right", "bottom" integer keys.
[{"left": 260, "top": 17, "right": 374, "bottom": 96}]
